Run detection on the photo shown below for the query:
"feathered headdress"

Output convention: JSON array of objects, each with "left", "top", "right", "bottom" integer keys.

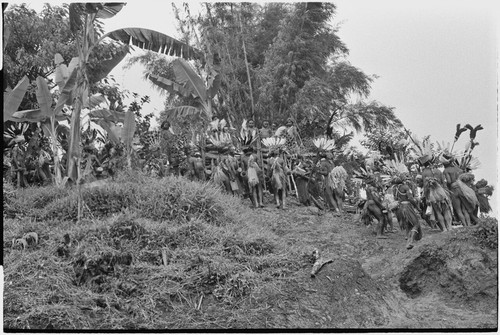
[
  {"left": 4, "top": 123, "right": 29, "bottom": 146},
  {"left": 208, "top": 131, "right": 232, "bottom": 148},
  {"left": 380, "top": 155, "right": 409, "bottom": 185},
  {"left": 262, "top": 137, "right": 286, "bottom": 151},
  {"left": 274, "top": 126, "right": 287, "bottom": 137},
  {"left": 312, "top": 136, "right": 336, "bottom": 151},
  {"left": 404, "top": 130, "right": 434, "bottom": 165},
  {"left": 239, "top": 119, "right": 257, "bottom": 147},
  {"left": 434, "top": 140, "right": 466, "bottom": 166},
  {"left": 459, "top": 155, "right": 481, "bottom": 171},
  {"left": 365, "top": 150, "right": 383, "bottom": 170},
  {"left": 353, "top": 166, "right": 375, "bottom": 185}
]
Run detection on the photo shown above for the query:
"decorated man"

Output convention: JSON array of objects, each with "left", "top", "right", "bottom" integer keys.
[
  {"left": 420, "top": 155, "right": 453, "bottom": 232},
  {"left": 262, "top": 136, "right": 289, "bottom": 209}
]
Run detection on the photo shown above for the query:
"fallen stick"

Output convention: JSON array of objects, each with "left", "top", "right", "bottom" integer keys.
[
  {"left": 311, "top": 258, "right": 333, "bottom": 277},
  {"left": 309, "top": 195, "right": 324, "bottom": 210},
  {"left": 310, "top": 248, "right": 333, "bottom": 277}
]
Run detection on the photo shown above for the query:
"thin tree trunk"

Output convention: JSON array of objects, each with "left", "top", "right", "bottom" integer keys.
[{"left": 238, "top": 9, "right": 255, "bottom": 121}]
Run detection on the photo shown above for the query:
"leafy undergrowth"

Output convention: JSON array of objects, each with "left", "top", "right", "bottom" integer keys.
[{"left": 3, "top": 173, "right": 498, "bottom": 330}]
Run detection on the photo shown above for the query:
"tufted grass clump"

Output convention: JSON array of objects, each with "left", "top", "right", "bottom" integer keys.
[
  {"left": 3, "top": 184, "right": 71, "bottom": 219},
  {"left": 16, "top": 172, "right": 244, "bottom": 227},
  {"left": 3, "top": 170, "right": 304, "bottom": 329}
]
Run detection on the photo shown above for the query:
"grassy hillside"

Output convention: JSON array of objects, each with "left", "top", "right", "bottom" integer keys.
[
  {"left": 3, "top": 172, "right": 303, "bottom": 329},
  {"left": 3, "top": 172, "right": 497, "bottom": 330}
]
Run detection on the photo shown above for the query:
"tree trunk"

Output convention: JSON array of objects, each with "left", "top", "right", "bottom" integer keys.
[{"left": 238, "top": 9, "right": 255, "bottom": 121}]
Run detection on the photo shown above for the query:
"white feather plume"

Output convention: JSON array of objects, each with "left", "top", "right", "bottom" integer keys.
[{"left": 313, "top": 136, "right": 336, "bottom": 151}]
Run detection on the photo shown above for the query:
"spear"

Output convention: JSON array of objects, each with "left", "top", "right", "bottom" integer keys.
[{"left": 403, "top": 128, "right": 422, "bottom": 153}]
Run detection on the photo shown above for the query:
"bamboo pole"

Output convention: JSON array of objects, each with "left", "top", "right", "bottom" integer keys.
[{"left": 238, "top": 8, "right": 255, "bottom": 121}]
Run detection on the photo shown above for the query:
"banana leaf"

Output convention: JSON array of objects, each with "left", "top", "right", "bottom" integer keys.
[
  {"left": 147, "top": 73, "right": 192, "bottom": 98},
  {"left": 54, "top": 67, "right": 78, "bottom": 114},
  {"left": 35, "top": 76, "right": 55, "bottom": 118},
  {"left": 172, "top": 58, "right": 207, "bottom": 101},
  {"left": 97, "top": 119, "right": 120, "bottom": 144},
  {"left": 89, "top": 108, "right": 126, "bottom": 123},
  {"left": 54, "top": 53, "right": 69, "bottom": 89},
  {"left": 67, "top": 57, "right": 79, "bottom": 76},
  {"left": 89, "top": 94, "right": 108, "bottom": 109},
  {"left": 3, "top": 76, "right": 29, "bottom": 122},
  {"left": 89, "top": 45, "right": 130, "bottom": 83},
  {"left": 95, "top": 3, "right": 126, "bottom": 19},
  {"left": 103, "top": 27, "right": 203, "bottom": 61}
]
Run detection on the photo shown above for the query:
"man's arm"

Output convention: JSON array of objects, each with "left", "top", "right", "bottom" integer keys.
[{"left": 367, "top": 186, "right": 384, "bottom": 209}]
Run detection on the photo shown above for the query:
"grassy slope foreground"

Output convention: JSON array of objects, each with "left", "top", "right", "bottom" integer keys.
[{"left": 3, "top": 172, "right": 498, "bottom": 330}]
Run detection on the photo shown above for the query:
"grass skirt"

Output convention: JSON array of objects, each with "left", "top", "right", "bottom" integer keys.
[
  {"left": 425, "top": 181, "right": 452, "bottom": 212},
  {"left": 396, "top": 202, "right": 422, "bottom": 240},
  {"left": 477, "top": 194, "right": 491, "bottom": 213},
  {"left": 453, "top": 180, "right": 479, "bottom": 212}
]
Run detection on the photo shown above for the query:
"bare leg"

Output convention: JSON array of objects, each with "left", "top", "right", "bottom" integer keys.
[
  {"left": 250, "top": 187, "right": 258, "bottom": 208},
  {"left": 451, "top": 195, "right": 467, "bottom": 226},
  {"left": 462, "top": 205, "right": 471, "bottom": 226},
  {"left": 366, "top": 201, "right": 387, "bottom": 239},
  {"left": 432, "top": 203, "right": 447, "bottom": 232},
  {"left": 386, "top": 211, "right": 395, "bottom": 232},
  {"left": 334, "top": 187, "right": 344, "bottom": 212},
  {"left": 257, "top": 185, "right": 264, "bottom": 207},
  {"left": 443, "top": 207, "right": 453, "bottom": 230},
  {"left": 406, "top": 228, "right": 417, "bottom": 249}
]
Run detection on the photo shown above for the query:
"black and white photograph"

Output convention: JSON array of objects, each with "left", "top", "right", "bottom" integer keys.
[{"left": 2, "top": 0, "right": 498, "bottom": 331}]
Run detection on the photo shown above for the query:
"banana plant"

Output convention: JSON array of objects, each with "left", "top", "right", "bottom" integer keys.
[
  {"left": 34, "top": 76, "right": 66, "bottom": 186},
  {"left": 61, "top": 3, "right": 205, "bottom": 182},
  {"left": 4, "top": 3, "right": 205, "bottom": 183},
  {"left": 147, "top": 58, "right": 221, "bottom": 121}
]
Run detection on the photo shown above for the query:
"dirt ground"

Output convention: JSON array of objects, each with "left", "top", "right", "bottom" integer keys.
[{"left": 245, "top": 193, "right": 498, "bottom": 330}]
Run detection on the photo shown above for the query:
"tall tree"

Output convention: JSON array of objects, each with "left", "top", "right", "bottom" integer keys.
[{"left": 256, "top": 3, "right": 348, "bottom": 124}]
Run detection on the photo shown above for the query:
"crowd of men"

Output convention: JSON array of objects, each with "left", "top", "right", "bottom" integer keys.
[{"left": 157, "top": 119, "right": 494, "bottom": 250}]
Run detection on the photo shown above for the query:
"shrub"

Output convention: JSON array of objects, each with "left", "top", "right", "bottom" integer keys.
[{"left": 471, "top": 217, "right": 498, "bottom": 249}]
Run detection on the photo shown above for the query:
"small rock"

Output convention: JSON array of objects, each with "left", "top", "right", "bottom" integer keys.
[{"left": 307, "top": 206, "right": 320, "bottom": 215}]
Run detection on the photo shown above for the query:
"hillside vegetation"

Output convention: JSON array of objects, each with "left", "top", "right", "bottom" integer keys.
[{"left": 3, "top": 173, "right": 498, "bottom": 330}]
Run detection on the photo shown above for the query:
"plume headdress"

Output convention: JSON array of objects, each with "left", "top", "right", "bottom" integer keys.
[
  {"left": 434, "top": 140, "right": 466, "bottom": 166},
  {"left": 4, "top": 123, "right": 29, "bottom": 146},
  {"left": 404, "top": 129, "right": 434, "bottom": 166},
  {"left": 365, "top": 150, "right": 383, "bottom": 171},
  {"left": 353, "top": 166, "right": 374, "bottom": 186},
  {"left": 380, "top": 154, "right": 410, "bottom": 186},
  {"left": 262, "top": 136, "right": 287, "bottom": 152},
  {"left": 451, "top": 123, "right": 468, "bottom": 152},
  {"left": 208, "top": 118, "right": 232, "bottom": 149},
  {"left": 239, "top": 119, "right": 257, "bottom": 150},
  {"left": 312, "top": 136, "right": 336, "bottom": 152},
  {"left": 461, "top": 124, "right": 483, "bottom": 170}
]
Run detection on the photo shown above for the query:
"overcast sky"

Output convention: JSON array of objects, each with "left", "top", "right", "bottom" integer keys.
[
  {"left": 9, "top": 1, "right": 499, "bottom": 215},
  {"left": 333, "top": 0, "right": 498, "bottom": 215}
]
